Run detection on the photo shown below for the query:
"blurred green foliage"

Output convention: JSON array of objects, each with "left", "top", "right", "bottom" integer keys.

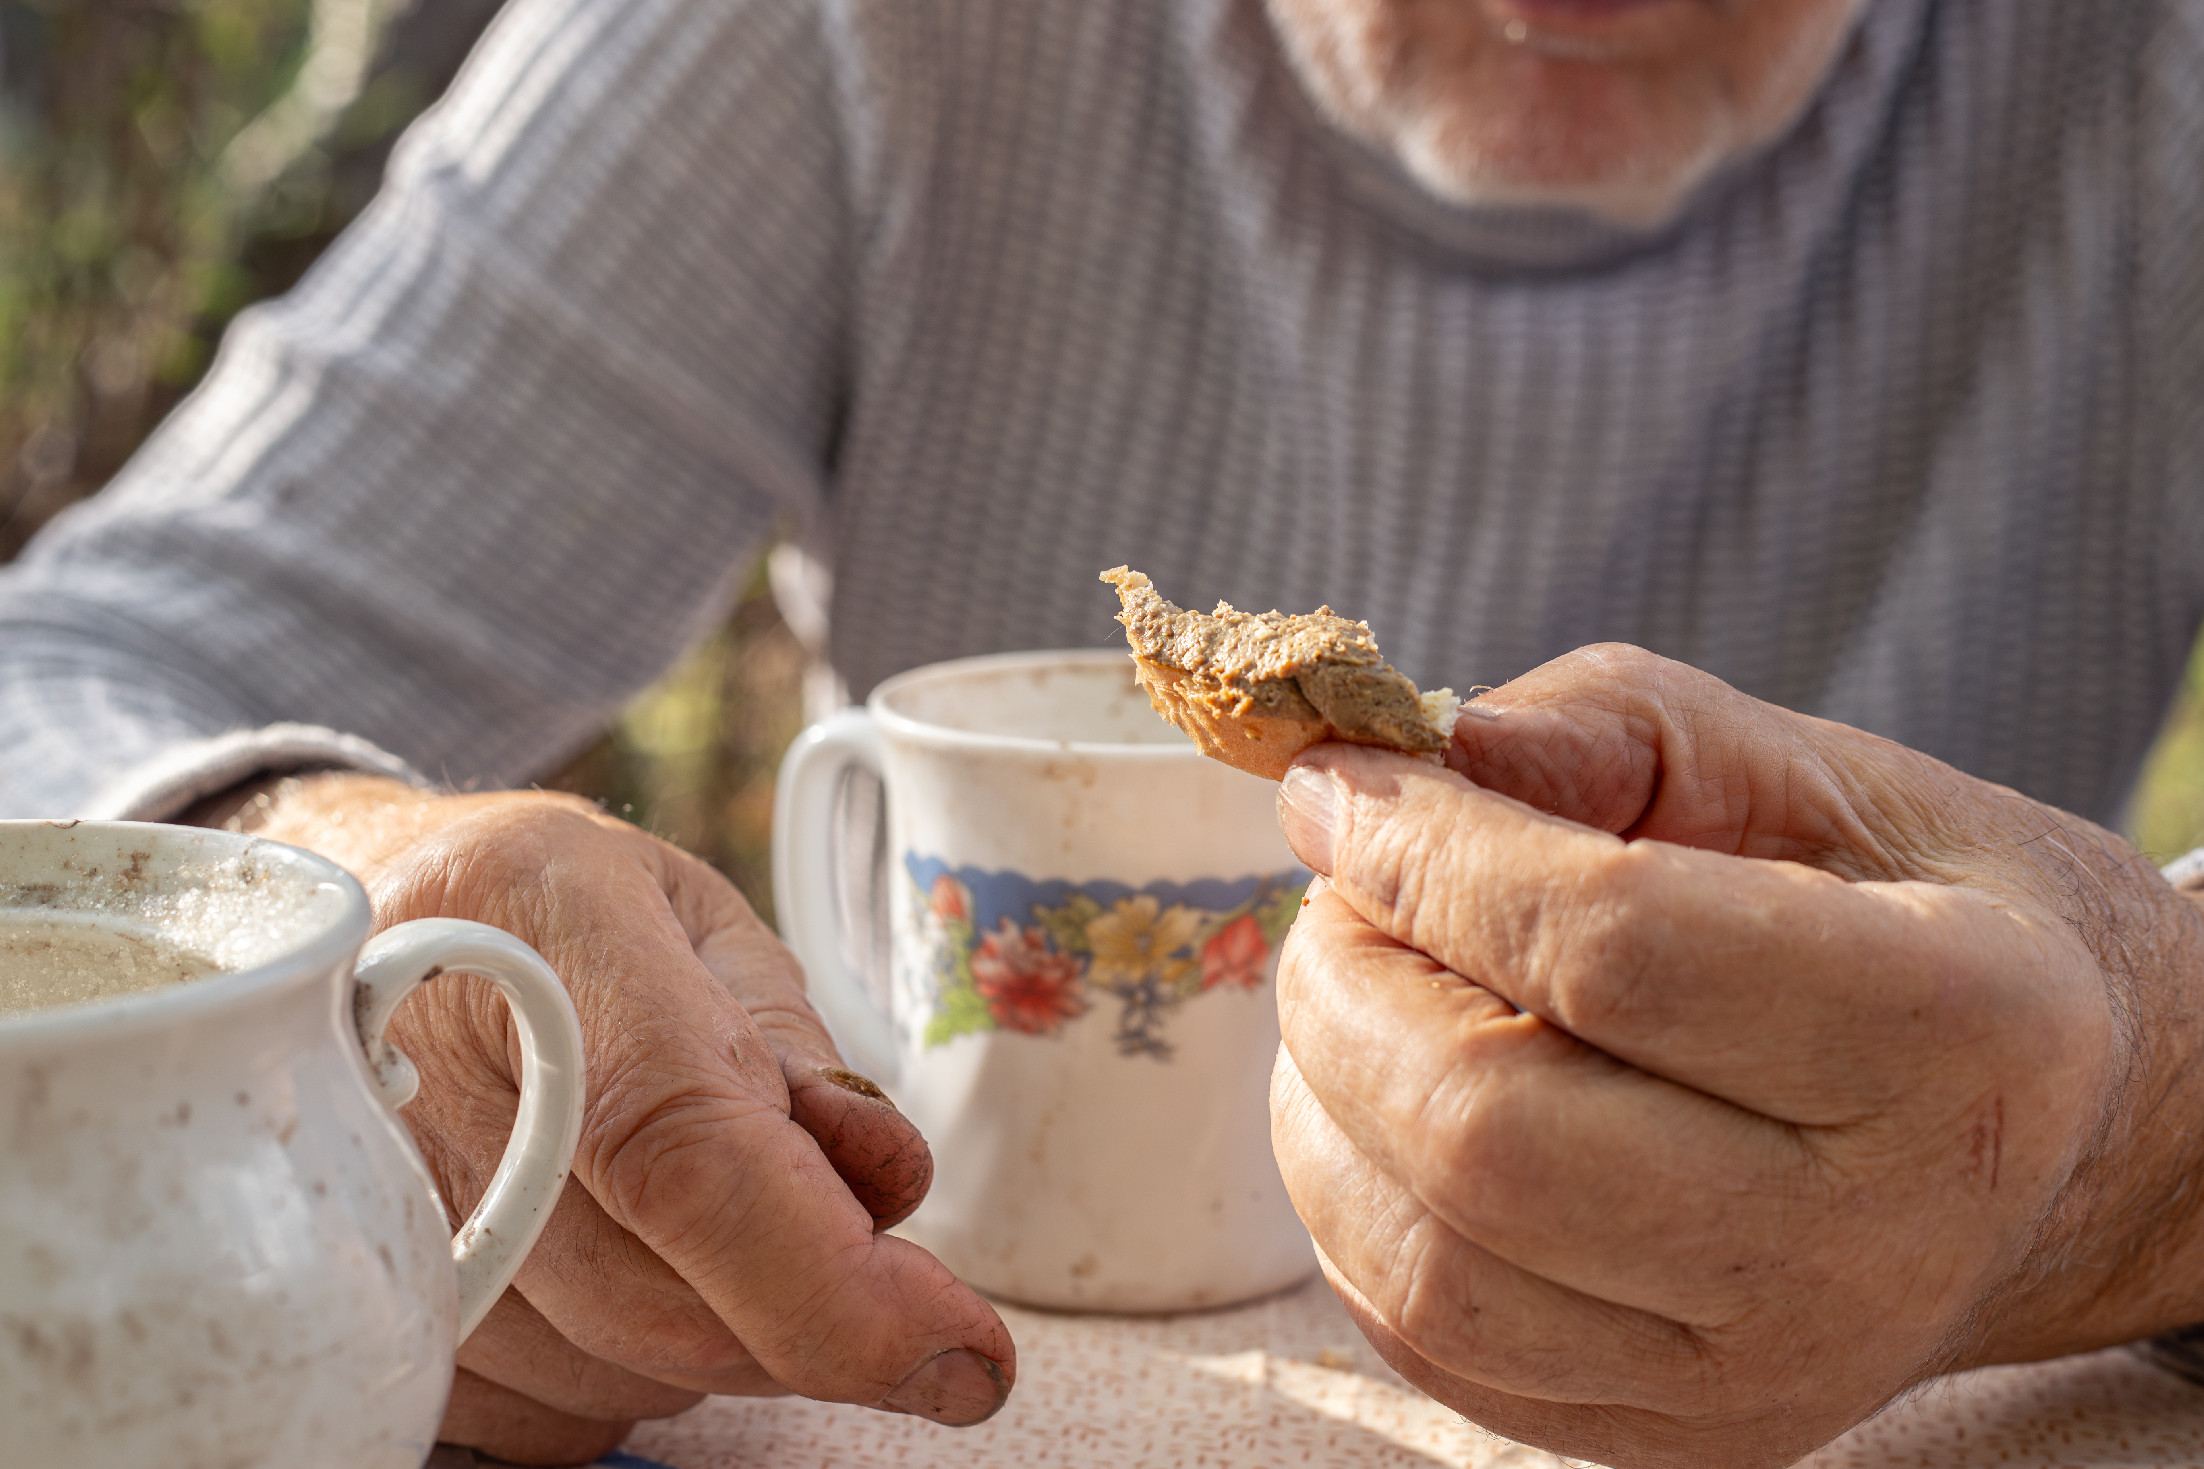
[
  {"left": 1, "top": 0, "right": 308, "bottom": 552},
  {"left": 2129, "top": 638, "right": 2204, "bottom": 863},
  {"left": 0, "top": 0, "right": 806, "bottom": 916},
  {"left": 0, "top": 0, "right": 509, "bottom": 553}
]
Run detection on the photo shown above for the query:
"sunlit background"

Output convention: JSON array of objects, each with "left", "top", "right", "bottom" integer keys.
[{"left": 6, "top": 0, "right": 2203, "bottom": 925}]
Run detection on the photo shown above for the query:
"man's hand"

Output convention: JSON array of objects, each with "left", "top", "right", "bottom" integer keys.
[
  {"left": 201, "top": 775, "right": 1012, "bottom": 1465},
  {"left": 1269, "top": 644, "right": 2204, "bottom": 1469}
]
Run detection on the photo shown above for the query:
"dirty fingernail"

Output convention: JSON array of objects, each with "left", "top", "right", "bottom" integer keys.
[
  {"left": 1278, "top": 766, "right": 1340, "bottom": 875},
  {"left": 883, "top": 1347, "right": 1010, "bottom": 1426},
  {"left": 820, "top": 1067, "right": 894, "bottom": 1105}
]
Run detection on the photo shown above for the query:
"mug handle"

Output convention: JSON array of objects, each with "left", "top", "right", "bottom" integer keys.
[
  {"left": 770, "top": 707, "right": 900, "bottom": 1084},
  {"left": 352, "top": 919, "right": 586, "bottom": 1343}
]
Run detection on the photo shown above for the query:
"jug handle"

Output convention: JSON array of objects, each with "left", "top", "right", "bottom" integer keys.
[
  {"left": 352, "top": 919, "right": 586, "bottom": 1343},
  {"left": 770, "top": 707, "right": 900, "bottom": 1084}
]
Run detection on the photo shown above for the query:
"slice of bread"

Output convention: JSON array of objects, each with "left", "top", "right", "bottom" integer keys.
[{"left": 1102, "top": 567, "right": 1460, "bottom": 780}]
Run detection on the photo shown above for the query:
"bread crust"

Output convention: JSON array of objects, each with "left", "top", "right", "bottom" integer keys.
[
  {"left": 1103, "top": 566, "right": 1458, "bottom": 781},
  {"left": 1130, "top": 658, "right": 1335, "bottom": 781}
]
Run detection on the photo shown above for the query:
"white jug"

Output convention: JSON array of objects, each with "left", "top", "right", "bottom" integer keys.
[{"left": 0, "top": 820, "right": 584, "bottom": 1467}]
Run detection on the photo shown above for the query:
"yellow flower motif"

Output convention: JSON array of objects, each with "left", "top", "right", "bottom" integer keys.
[{"left": 1085, "top": 894, "right": 1202, "bottom": 993}]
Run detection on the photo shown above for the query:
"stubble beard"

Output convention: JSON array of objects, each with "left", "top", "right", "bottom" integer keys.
[{"left": 1263, "top": 0, "right": 1867, "bottom": 228}]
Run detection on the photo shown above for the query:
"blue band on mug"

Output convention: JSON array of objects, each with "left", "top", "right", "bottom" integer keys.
[{"left": 899, "top": 856, "right": 1310, "bottom": 1060}]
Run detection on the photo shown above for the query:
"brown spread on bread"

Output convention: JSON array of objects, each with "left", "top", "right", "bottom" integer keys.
[{"left": 1101, "top": 566, "right": 1459, "bottom": 780}]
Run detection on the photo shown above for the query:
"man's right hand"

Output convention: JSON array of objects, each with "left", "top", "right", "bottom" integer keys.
[
  {"left": 204, "top": 774, "right": 1013, "bottom": 1465},
  {"left": 1266, "top": 646, "right": 2204, "bottom": 1469}
]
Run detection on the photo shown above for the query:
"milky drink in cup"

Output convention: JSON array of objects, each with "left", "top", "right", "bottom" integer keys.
[{"left": 0, "top": 819, "right": 586, "bottom": 1468}]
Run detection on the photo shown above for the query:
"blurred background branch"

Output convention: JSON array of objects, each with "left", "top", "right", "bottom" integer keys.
[
  {"left": 0, "top": 0, "right": 2197, "bottom": 906},
  {"left": 0, "top": 0, "right": 804, "bottom": 918}
]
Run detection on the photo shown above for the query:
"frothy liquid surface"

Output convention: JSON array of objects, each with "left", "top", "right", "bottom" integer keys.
[{"left": 0, "top": 914, "right": 223, "bottom": 1017}]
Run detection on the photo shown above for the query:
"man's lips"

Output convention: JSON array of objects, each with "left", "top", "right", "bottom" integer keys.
[
  {"left": 1477, "top": 0, "right": 1704, "bottom": 55},
  {"left": 1489, "top": 0, "right": 1679, "bottom": 17}
]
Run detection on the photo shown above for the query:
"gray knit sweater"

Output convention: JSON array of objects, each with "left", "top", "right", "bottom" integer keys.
[{"left": 1, "top": 0, "right": 2201, "bottom": 831}]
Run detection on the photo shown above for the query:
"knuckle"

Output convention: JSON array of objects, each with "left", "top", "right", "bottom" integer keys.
[
  {"left": 1368, "top": 823, "right": 1463, "bottom": 955},
  {"left": 1541, "top": 843, "right": 1665, "bottom": 1032},
  {"left": 583, "top": 1059, "right": 750, "bottom": 1229},
  {"left": 1568, "top": 641, "right": 1667, "bottom": 686},
  {"left": 619, "top": 1315, "right": 758, "bottom": 1383},
  {"left": 530, "top": 1255, "right": 760, "bottom": 1387},
  {"left": 537, "top": 1362, "right": 705, "bottom": 1421},
  {"left": 382, "top": 797, "right": 621, "bottom": 929},
  {"left": 449, "top": 801, "right": 612, "bottom": 886},
  {"left": 1433, "top": 1054, "right": 1546, "bottom": 1224},
  {"left": 1384, "top": 1219, "right": 1564, "bottom": 1397},
  {"left": 1385, "top": 1224, "right": 1468, "bottom": 1365},
  {"left": 735, "top": 985, "right": 828, "bottom": 1044}
]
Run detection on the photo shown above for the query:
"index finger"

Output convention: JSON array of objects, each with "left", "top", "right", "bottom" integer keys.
[{"left": 1275, "top": 746, "right": 2080, "bottom": 1123}]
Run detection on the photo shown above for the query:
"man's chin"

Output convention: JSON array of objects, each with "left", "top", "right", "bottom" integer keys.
[
  {"left": 1365, "top": 66, "right": 1742, "bottom": 229},
  {"left": 1391, "top": 152, "right": 1722, "bottom": 230},
  {"left": 1263, "top": 0, "right": 1867, "bottom": 231}
]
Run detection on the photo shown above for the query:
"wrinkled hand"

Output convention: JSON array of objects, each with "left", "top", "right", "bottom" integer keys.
[
  {"left": 204, "top": 776, "right": 1012, "bottom": 1465},
  {"left": 1269, "top": 645, "right": 2204, "bottom": 1469}
]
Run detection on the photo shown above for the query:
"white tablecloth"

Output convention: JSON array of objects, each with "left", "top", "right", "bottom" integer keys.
[{"left": 429, "top": 1277, "right": 2204, "bottom": 1468}]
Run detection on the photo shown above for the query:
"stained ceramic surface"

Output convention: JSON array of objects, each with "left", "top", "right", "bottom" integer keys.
[
  {"left": 776, "top": 651, "right": 1320, "bottom": 1312},
  {"left": 0, "top": 821, "right": 582, "bottom": 1469}
]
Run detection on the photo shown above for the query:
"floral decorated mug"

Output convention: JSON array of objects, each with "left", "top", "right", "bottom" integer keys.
[{"left": 773, "top": 650, "right": 1317, "bottom": 1311}]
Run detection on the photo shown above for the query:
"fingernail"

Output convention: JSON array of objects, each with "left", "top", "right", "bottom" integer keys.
[
  {"left": 883, "top": 1347, "right": 1010, "bottom": 1426},
  {"left": 820, "top": 1067, "right": 893, "bottom": 1105},
  {"left": 1278, "top": 765, "right": 1340, "bottom": 875}
]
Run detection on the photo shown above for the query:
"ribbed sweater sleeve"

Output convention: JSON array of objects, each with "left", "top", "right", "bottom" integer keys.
[{"left": 0, "top": 0, "right": 851, "bottom": 817}]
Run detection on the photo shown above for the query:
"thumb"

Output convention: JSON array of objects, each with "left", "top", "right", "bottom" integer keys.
[{"left": 1446, "top": 643, "right": 1953, "bottom": 879}]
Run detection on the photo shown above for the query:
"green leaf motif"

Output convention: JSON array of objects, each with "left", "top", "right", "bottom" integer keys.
[
  {"left": 922, "top": 913, "right": 992, "bottom": 1047},
  {"left": 1035, "top": 891, "right": 1102, "bottom": 958},
  {"left": 925, "top": 976, "right": 994, "bottom": 1047},
  {"left": 1255, "top": 880, "right": 1311, "bottom": 949}
]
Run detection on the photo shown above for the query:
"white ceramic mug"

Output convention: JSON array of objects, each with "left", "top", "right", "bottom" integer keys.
[
  {"left": 773, "top": 649, "right": 1317, "bottom": 1312},
  {"left": 0, "top": 820, "right": 585, "bottom": 1467}
]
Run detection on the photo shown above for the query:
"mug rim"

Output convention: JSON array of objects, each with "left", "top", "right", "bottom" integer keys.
[
  {"left": 0, "top": 819, "right": 373, "bottom": 1046},
  {"left": 867, "top": 648, "right": 1206, "bottom": 760}
]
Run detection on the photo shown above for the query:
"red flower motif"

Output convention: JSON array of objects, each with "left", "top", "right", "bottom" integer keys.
[
  {"left": 971, "top": 919, "right": 1087, "bottom": 1035},
  {"left": 929, "top": 874, "right": 970, "bottom": 923},
  {"left": 1200, "top": 913, "right": 1270, "bottom": 992}
]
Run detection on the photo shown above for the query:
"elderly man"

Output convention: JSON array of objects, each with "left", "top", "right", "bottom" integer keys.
[{"left": 4, "top": 0, "right": 2202, "bottom": 1464}]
